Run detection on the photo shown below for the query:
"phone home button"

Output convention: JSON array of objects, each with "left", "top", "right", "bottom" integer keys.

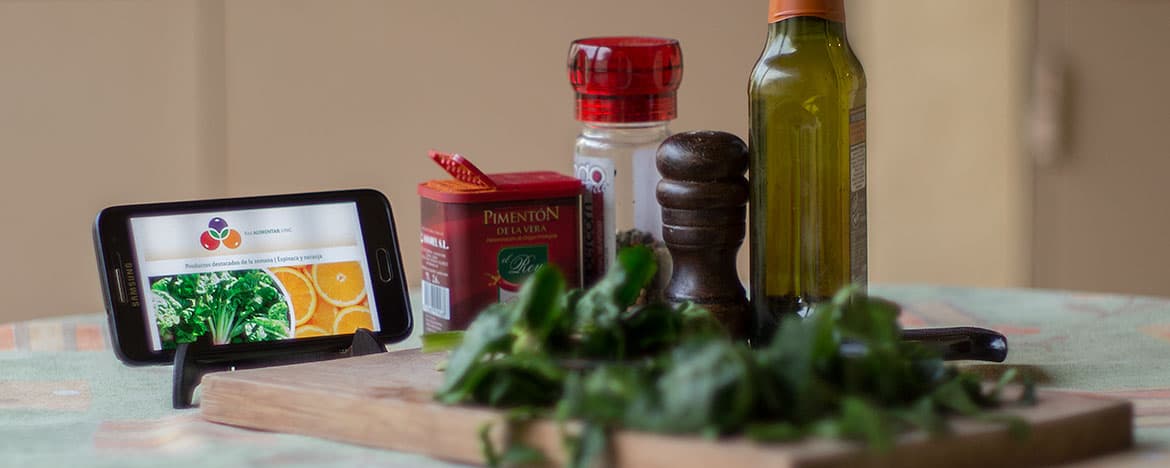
[{"left": 376, "top": 248, "right": 393, "bottom": 282}]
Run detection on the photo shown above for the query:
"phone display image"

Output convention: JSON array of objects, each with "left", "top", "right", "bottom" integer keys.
[
  {"left": 129, "top": 202, "right": 381, "bottom": 351},
  {"left": 270, "top": 262, "right": 373, "bottom": 338},
  {"left": 150, "top": 269, "right": 294, "bottom": 348},
  {"left": 148, "top": 260, "right": 376, "bottom": 349}
]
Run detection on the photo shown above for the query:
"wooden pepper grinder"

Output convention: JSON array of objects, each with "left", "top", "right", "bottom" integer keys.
[{"left": 656, "top": 131, "right": 750, "bottom": 338}]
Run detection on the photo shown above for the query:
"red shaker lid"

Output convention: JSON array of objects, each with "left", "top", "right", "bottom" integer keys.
[
  {"left": 568, "top": 37, "right": 683, "bottom": 123},
  {"left": 418, "top": 151, "right": 582, "bottom": 204}
]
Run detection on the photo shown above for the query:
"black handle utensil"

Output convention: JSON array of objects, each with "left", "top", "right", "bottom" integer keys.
[{"left": 901, "top": 326, "right": 1009, "bottom": 362}]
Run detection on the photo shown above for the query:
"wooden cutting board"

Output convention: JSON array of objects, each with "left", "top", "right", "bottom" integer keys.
[{"left": 200, "top": 350, "right": 1133, "bottom": 467}]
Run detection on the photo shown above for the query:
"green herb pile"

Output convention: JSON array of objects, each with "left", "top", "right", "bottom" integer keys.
[
  {"left": 423, "top": 247, "right": 1029, "bottom": 467},
  {"left": 151, "top": 270, "right": 292, "bottom": 348}
]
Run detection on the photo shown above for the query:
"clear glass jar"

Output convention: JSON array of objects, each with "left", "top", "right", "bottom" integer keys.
[{"left": 574, "top": 121, "right": 671, "bottom": 271}]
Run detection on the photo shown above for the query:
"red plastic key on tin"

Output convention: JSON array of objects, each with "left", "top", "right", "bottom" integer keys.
[{"left": 428, "top": 150, "right": 497, "bottom": 189}]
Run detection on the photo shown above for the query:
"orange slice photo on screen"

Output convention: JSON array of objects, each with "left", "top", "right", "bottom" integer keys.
[
  {"left": 295, "top": 325, "right": 329, "bottom": 338},
  {"left": 312, "top": 262, "right": 367, "bottom": 307},
  {"left": 271, "top": 267, "right": 317, "bottom": 326},
  {"left": 333, "top": 306, "right": 374, "bottom": 334},
  {"left": 308, "top": 302, "right": 338, "bottom": 330}
]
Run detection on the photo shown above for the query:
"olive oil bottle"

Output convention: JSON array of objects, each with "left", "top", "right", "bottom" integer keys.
[{"left": 749, "top": 0, "right": 866, "bottom": 341}]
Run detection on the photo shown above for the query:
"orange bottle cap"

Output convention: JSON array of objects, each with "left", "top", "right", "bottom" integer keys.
[{"left": 768, "top": 0, "right": 845, "bottom": 23}]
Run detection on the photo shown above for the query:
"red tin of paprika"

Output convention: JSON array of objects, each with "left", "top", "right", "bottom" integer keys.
[{"left": 418, "top": 151, "right": 583, "bottom": 332}]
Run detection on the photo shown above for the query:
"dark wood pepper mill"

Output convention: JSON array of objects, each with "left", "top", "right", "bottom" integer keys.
[{"left": 656, "top": 131, "right": 750, "bottom": 338}]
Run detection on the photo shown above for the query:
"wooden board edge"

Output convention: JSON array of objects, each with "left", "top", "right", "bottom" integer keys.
[
  {"left": 201, "top": 372, "right": 486, "bottom": 463},
  {"left": 201, "top": 376, "right": 1135, "bottom": 468},
  {"left": 605, "top": 397, "right": 1134, "bottom": 468},
  {"left": 793, "top": 398, "right": 1135, "bottom": 468}
]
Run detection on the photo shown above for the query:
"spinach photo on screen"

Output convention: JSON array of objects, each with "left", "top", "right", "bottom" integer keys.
[{"left": 149, "top": 269, "right": 293, "bottom": 348}]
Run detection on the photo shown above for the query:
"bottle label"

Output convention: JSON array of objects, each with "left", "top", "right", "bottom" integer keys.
[
  {"left": 574, "top": 155, "right": 616, "bottom": 284},
  {"left": 849, "top": 105, "right": 867, "bottom": 286}
]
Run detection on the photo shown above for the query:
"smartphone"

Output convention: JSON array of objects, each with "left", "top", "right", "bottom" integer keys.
[{"left": 94, "top": 189, "right": 412, "bottom": 365}]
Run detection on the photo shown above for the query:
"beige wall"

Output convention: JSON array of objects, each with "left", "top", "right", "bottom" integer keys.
[
  {"left": 850, "top": 0, "right": 1033, "bottom": 288},
  {"left": 1032, "top": 0, "right": 1170, "bottom": 297},
  {"left": 220, "top": 0, "right": 766, "bottom": 292},
  {"left": 0, "top": 0, "right": 1032, "bottom": 323},
  {"left": 0, "top": 1, "right": 210, "bottom": 321}
]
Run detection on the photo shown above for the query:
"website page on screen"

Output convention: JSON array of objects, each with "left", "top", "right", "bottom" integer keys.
[{"left": 129, "top": 202, "right": 380, "bottom": 351}]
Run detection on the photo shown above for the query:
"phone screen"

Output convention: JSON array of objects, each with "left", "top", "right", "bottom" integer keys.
[{"left": 128, "top": 202, "right": 381, "bottom": 351}]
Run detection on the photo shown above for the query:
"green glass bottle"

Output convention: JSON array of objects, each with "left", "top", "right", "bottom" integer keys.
[{"left": 749, "top": 0, "right": 867, "bottom": 341}]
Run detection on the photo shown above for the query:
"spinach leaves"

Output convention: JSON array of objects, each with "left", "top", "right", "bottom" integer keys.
[
  {"left": 423, "top": 247, "right": 1027, "bottom": 466},
  {"left": 150, "top": 270, "right": 291, "bottom": 348}
]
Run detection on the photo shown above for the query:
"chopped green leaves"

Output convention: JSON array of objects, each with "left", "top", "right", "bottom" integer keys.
[
  {"left": 436, "top": 303, "right": 515, "bottom": 404},
  {"left": 424, "top": 246, "right": 1028, "bottom": 466},
  {"left": 421, "top": 331, "right": 465, "bottom": 353}
]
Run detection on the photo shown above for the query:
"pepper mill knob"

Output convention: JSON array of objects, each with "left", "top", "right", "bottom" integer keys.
[{"left": 656, "top": 131, "right": 750, "bottom": 338}]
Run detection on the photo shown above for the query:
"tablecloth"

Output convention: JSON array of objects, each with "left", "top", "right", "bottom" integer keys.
[{"left": 3, "top": 285, "right": 1170, "bottom": 467}]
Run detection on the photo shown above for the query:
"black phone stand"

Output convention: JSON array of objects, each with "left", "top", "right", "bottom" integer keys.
[{"left": 172, "top": 328, "right": 386, "bottom": 409}]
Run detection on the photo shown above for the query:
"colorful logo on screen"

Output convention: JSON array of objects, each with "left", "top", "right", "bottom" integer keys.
[{"left": 200, "top": 217, "right": 242, "bottom": 251}]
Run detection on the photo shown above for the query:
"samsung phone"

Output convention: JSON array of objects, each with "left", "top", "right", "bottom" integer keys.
[{"left": 94, "top": 189, "right": 412, "bottom": 365}]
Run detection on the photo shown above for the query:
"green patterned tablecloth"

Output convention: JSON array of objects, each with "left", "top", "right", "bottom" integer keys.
[{"left": 3, "top": 286, "right": 1170, "bottom": 467}]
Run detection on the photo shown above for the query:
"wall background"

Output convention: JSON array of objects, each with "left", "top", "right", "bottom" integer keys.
[{"left": 0, "top": 0, "right": 1032, "bottom": 323}]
